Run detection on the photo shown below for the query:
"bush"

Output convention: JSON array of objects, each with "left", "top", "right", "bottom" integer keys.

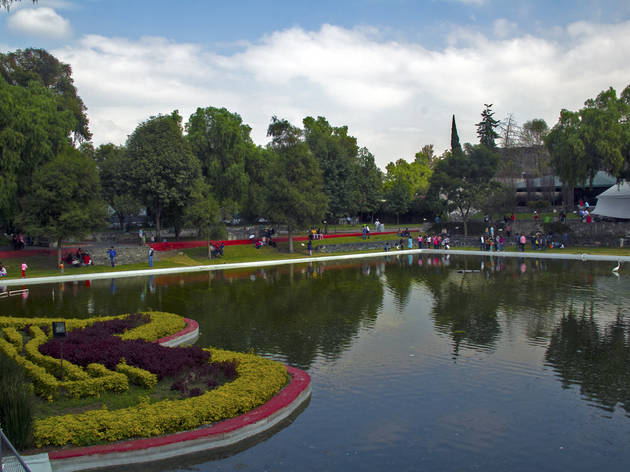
[
  {"left": 0, "top": 353, "right": 34, "bottom": 450},
  {"left": 528, "top": 200, "right": 551, "bottom": 211}
]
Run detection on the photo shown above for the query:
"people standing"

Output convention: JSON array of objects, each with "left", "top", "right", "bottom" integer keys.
[
  {"left": 519, "top": 233, "right": 526, "bottom": 252},
  {"left": 148, "top": 246, "right": 154, "bottom": 267},
  {"left": 307, "top": 239, "right": 313, "bottom": 256},
  {"left": 21, "top": 262, "right": 28, "bottom": 278},
  {"left": 107, "top": 246, "right": 117, "bottom": 267}
]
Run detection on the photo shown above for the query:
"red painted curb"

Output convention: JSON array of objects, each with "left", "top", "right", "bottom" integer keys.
[
  {"left": 154, "top": 318, "right": 198, "bottom": 344},
  {"left": 48, "top": 365, "right": 310, "bottom": 460}
]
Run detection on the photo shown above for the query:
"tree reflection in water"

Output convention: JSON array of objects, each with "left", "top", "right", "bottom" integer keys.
[{"left": 545, "top": 305, "right": 630, "bottom": 415}]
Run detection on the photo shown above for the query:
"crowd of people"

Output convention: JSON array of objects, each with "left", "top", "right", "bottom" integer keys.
[{"left": 63, "top": 248, "right": 93, "bottom": 267}]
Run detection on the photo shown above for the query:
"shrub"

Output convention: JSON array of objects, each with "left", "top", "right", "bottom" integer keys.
[
  {"left": 528, "top": 200, "right": 551, "bottom": 211},
  {"left": 2, "top": 327, "right": 23, "bottom": 351},
  {"left": 33, "top": 349, "right": 288, "bottom": 447},
  {"left": 116, "top": 361, "right": 158, "bottom": 390},
  {"left": 0, "top": 353, "right": 34, "bottom": 450}
]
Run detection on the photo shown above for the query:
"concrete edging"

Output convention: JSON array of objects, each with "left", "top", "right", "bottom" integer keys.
[
  {"left": 2, "top": 249, "right": 628, "bottom": 288},
  {"left": 156, "top": 318, "right": 199, "bottom": 347}
]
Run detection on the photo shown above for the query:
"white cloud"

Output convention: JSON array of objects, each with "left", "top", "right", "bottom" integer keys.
[
  {"left": 53, "top": 20, "right": 630, "bottom": 169},
  {"left": 493, "top": 18, "right": 518, "bottom": 38},
  {"left": 7, "top": 7, "right": 71, "bottom": 39}
]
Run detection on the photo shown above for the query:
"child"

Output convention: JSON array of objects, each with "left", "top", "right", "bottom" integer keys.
[{"left": 21, "top": 262, "right": 28, "bottom": 278}]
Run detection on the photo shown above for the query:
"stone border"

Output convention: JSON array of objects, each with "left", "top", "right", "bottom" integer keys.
[{"left": 42, "top": 366, "right": 310, "bottom": 472}]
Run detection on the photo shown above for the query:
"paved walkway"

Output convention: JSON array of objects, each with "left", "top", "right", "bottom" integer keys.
[{"left": 1, "top": 249, "right": 627, "bottom": 288}]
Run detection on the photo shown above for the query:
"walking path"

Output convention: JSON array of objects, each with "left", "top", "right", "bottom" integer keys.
[{"left": 2, "top": 249, "right": 627, "bottom": 288}]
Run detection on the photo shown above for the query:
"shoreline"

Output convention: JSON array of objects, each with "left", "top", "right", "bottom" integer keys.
[{"left": 2, "top": 248, "right": 628, "bottom": 287}]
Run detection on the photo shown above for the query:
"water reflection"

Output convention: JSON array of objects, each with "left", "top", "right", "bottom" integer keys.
[
  {"left": 546, "top": 307, "right": 630, "bottom": 416},
  {"left": 2, "top": 255, "right": 629, "bottom": 418}
]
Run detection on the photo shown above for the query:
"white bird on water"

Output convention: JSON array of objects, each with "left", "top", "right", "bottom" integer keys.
[{"left": 612, "top": 261, "right": 621, "bottom": 272}]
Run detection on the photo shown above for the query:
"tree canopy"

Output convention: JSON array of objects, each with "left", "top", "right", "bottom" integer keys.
[
  {"left": 186, "top": 106, "right": 254, "bottom": 218},
  {"left": 429, "top": 144, "right": 499, "bottom": 235},
  {"left": 545, "top": 84, "right": 630, "bottom": 186},
  {"left": 265, "top": 117, "right": 328, "bottom": 252},
  {"left": 126, "top": 112, "right": 201, "bottom": 237},
  {"left": 476, "top": 104, "right": 500, "bottom": 149},
  {"left": 0, "top": 74, "right": 76, "bottom": 227},
  {"left": 17, "top": 146, "right": 106, "bottom": 263},
  {"left": 0, "top": 48, "right": 90, "bottom": 142}
]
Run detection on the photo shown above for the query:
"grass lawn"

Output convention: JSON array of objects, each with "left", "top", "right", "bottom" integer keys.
[{"left": 1, "top": 234, "right": 628, "bottom": 283}]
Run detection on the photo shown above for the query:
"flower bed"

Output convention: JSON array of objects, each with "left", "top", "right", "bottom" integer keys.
[
  {"left": 33, "top": 348, "right": 287, "bottom": 447},
  {"left": 0, "top": 312, "right": 290, "bottom": 449}
]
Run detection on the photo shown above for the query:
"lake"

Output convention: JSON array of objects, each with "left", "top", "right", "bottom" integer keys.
[{"left": 4, "top": 253, "right": 630, "bottom": 472}]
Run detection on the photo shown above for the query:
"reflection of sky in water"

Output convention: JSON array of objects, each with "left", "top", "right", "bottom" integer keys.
[{"left": 3, "top": 255, "right": 630, "bottom": 471}]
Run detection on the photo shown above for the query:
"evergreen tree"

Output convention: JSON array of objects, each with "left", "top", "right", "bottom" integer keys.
[
  {"left": 451, "top": 115, "right": 462, "bottom": 155},
  {"left": 476, "top": 104, "right": 500, "bottom": 149}
]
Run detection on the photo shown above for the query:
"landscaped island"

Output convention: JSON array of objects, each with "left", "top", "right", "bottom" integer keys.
[{"left": 0, "top": 312, "right": 291, "bottom": 450}]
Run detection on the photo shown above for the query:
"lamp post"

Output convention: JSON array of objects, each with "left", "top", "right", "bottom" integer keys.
[{"left": 52, "top": 321, "right": 67, "bottom": 381}]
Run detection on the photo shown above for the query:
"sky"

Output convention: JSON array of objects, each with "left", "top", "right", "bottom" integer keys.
[{"left": 2, "top": 0, "right": 630, "bottom": 169}]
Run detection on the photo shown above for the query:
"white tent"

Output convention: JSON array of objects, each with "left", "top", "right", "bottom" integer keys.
[{"left": 592, "top": 181, "right": 630, "bottom": 219}]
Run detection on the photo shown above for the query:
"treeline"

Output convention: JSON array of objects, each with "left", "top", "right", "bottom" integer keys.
[{"left": 1, "top": 48, "right": 629, "bottom": 257}]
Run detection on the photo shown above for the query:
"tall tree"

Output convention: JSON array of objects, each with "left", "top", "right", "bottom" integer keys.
[
  {"left": 265, "top": 117, "right": 328, "bottom": 253},
  {"left": 18, "top": 146, "right": 107, "bottom": 265},
  {"left": 545, "top": 110, "right": 585, "bottom": 208},
  {"left": 429, "top": 144, "right": 499, "bottom": 236},
  {"left": 451, "top": 115, "right": 462, "bottom": 155},
  {"left": 95, "top": 143, "right": 141, "bottom": 230},
  {"left": 303, "top": 116, "right": 359, "bottom": 219},
  {"left": 476, "top": 104, "right": 500, "bottom": 149},
  {"left": 0, "top": 49, "right": 90, "bottom": 142},
  {"left": 520, "top": 118, "right": 549, "bottom": 147},
  {"left": 185, "top": 106, "right": 253, "bottom": 218},
  {"left": 127, "top": 112, "right": 201, "bottom": 238},
  {"left": 499, "top": 113, "right": 520, "bottom": 148},
  {"left": 354, "top": 147, "right": 383, "bottom": 222},
  {"left": 0, "top": 74, "right": 75, "bottom": 227}
]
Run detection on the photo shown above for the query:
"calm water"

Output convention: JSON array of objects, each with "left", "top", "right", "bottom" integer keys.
[{"left": 3, "top": 254, "right": 630, "bottom": 471}]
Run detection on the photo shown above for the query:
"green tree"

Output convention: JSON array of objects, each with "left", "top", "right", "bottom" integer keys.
[
  {"left": 579, "top": 86, "right": 627, "bottom": 181},
  {"left": 478, "top": 182, "right": 516, "bottom": 220},
  {"left": 0, "top": 75, "right": 76, "bottom": 227},
  {"left": 241, "top": 145, "right": 272, "bottom": 222},
  {"left": 265, "top": 117, "right": 328, "bottom": 253},
  {"left": 354, "top": 147, "right": 383, "bottom": 222},
  {"left": 95, "top": 143, "right": 141, "bottom": 230},
  {"left": 520, "top": 118, "right": 549, "bottom": 146},
  {"left": 18, "top": 146, "right": 107, "bottom": 265},
  {"left": 429, "top": 144, "right": 499, "bottom": 236},
  {"left": 415, "top": 144, "right": 436, "bottom": 169},
  {"left": 127, "top": 112, "right": 201, "bottom": 238},
  {"left": 184, "top": 180, "right": 223, "bottom": 257},
  {"left": 185, "top": 106, "right": 253, "bottom": 219},
  {"left": 476, "top": 104, "right": 500, "bottom": 149},
  {"left": 0, "top": 48, "right": 90, "bottom": 142},
  {"left": 383, "top": 157, "right": 432, "bottom": 224},
  {"left": 451, "top": 115, "right": 462, "bottom": 155},
  {"left": 303, "top": 116, "right": 359, "bottom": 219}
]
